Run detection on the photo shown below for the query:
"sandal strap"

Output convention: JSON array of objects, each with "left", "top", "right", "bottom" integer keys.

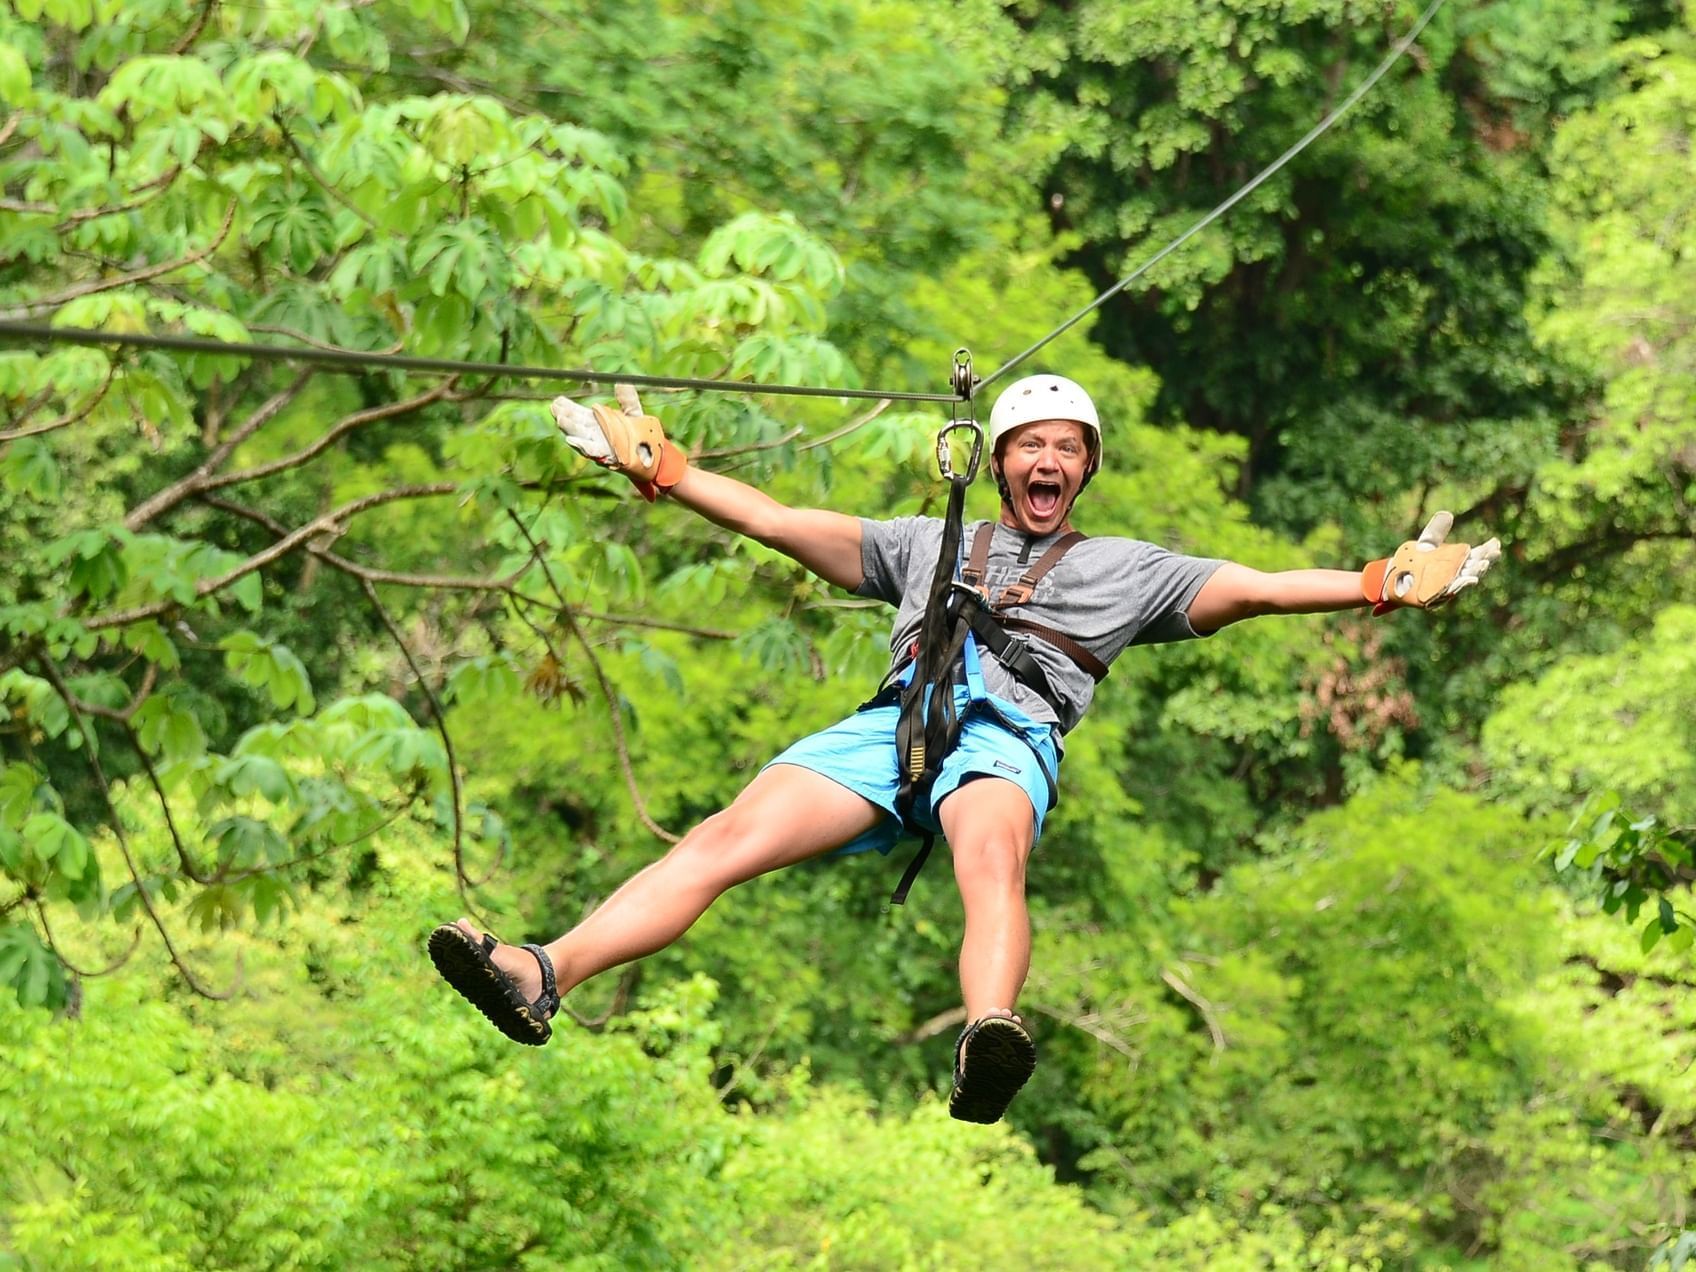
[{"left": 522, "top": 943, "right": 560, "bottom": 1019}]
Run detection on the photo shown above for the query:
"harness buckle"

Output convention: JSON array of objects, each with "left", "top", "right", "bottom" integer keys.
[{"left": 944, "top": 580, "right": 986, "bottom": 621}]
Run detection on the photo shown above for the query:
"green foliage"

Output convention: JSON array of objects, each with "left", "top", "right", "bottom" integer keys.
[
  {"left": 0, "top": 0, "right": 1690, "bottom": 1265},
  {"left": 1547, "top": 791, "right": 1694, "bottom": 956},
  {"left": 1010, "top": 0, "right": 1579, "bottom": 535}
]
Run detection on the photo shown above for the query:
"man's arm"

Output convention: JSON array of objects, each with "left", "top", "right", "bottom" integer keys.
[
  {"left": 667, "top": 466, "right": 865, "bottom": 592},
  {"left": 1186, "top": 564, "right": 1367, "bottom": 632},
  {"left": 1187, "top": 513, "right": 1502, "bottom": 632},
  {"left": 554, "top": 390, "right": 864, "bottom": 592}
]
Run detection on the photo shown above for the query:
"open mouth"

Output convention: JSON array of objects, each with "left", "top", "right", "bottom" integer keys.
[{"left": 1027, "top": 481, "right": 1063, "bottom": 519}]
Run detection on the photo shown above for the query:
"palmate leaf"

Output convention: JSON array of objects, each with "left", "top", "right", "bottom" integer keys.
[
  {"left": 207, "top": 816, "right": 290, "bottom": 872},
  {"left": 0, "top": 668, "right": 73, "bottom": 741},
  {"left": 43, "top": 527, "right": 130, "bottom": 601},
  {"left": 410, "top": 220, "right": 508, "bottom": 306},
  {"left": 132, "top": 692, "right": 208, "bottom": 763},
  {"left": 208, "top": 753, "right": 295, "bottom": 804},
  {"left": 96, "top": 54, "right": 230, "bottom": 122},
  {"left": 1, "top": 437, "right": 61, "bottom": 500},
  {"left": 444, "top": 655, "right": 522, "bottom": 708},
  {"left": 734, "top": 618, "right": 812, "bottom": 675},
  {"left": 221, "top": 631, "right": 316, "bottom": 714},
  {"left": 0, "top": 765, "right": 42, "bottom": 828},
  {"left": 0, "top": 921, "right": 67, "bottom": 1010},
  {"left": 248, "top": 195, "right": 337, "bottom": 273}
]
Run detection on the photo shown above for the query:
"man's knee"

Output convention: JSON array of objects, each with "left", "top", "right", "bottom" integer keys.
[
  {"left": 666, "top": 805, "right": 766, "bottom": 881},
  {"left": 951, "top": 831, "right": 1030, "bottom": 891}
]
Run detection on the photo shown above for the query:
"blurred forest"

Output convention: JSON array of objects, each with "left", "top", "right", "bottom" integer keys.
[{"left": 1, "top": 0, "right": 1693, "bottom": 1267}]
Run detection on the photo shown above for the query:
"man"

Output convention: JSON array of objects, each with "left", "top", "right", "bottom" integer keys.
[{"left": 429, "top": 374, "right": 1499, "bottom": 1124}]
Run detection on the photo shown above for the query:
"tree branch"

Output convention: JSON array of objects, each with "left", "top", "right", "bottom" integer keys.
[
  {"left": 94, "top": 483, "right": 460, "bottom": 630},
  {"left": 200, "top": 378, "right": 456, "bottom": 493},
  {"left": 693, "top": 425, "right": 804, "bottom": 461},
  {"left": 543, "top": 601, "right": 738, "bottom": 642},
  {"left": 797, "top": 397, "right": 892, "bottom": 452},
  {"left": 33, "top": 654, "right": 237, "bottom": 1000},
  {"left": 35, "top": 902, "right": 143, "bottom": 979},
  {"left": 171, "top": 0, "right": 218, "bottom": 55},
  {"left": 248, "top": 322, "right": 403, "bottom": 357},
  {"left": 1, "top": 168, "right": 182, "bottom": 228},
  {"left": 196, "top": 491, "right": 522, "bottom": 593},
  {"left": 0, "top": 360, "right": 117, "bottom": 442},
  {"left": 278, "top": 116, "right": 381, "bottom": 230},
  {"left": 122, "top": 718, "right": 216, "bottom": 884},
  {"left": 1162, "top": 966, "right": 1227, "bottom": 1054},
  {"left": 125, "top": 367, "right": 316, "bottom": 530},
  {"left": 504, "top": 508, "right": 680, "bottom": 844},
  {"left": 358, "top": 577, "right": 488, "bottom": 912},
  {"left": 893, "top": 1004, "right": 967, "bottom": 1045},
  {"left": 2, "top": 200, "right": 238, "bottom": 318},
  {"left": 1529, "top": 526, "right": 1694, "bottom": 583},
  {"left": 561, "top": 965, "right": 637, "bottom": 1031}
]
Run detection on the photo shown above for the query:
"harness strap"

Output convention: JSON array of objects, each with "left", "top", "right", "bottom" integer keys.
[
  {"left": 993, "top": 530, "right": 1088, "bottom": 608},
  {"left": 958, "top": 522, "right": 1109, "bottom": 686},
  {"left": 961, "top": 521, "right": 994, "bottom": 590},
  {"left": 997, "top": 617, "right": 1109, "bottom": 682},
  {"left": 891, "top": 834, "right": 934, "bottom": 907},
  {"left": 961, "top": 601, "right": 1063, "bottom": 715}
]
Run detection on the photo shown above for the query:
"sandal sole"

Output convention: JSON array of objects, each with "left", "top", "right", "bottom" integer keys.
[
  {"left": 428, "top": 924, "right": 552, "bottom": 1046},
  {"left": 950, "top": 1017, "right": 1036, "bottom": 1124}
]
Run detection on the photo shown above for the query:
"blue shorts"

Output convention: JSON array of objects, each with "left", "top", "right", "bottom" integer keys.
[{"left": 763, "top": 690, "right": 1061, "bottom": 857}]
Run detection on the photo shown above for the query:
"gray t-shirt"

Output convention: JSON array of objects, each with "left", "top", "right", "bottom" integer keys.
[{"left": 856, "top": 517, "right": 1224, "bottom": 734}]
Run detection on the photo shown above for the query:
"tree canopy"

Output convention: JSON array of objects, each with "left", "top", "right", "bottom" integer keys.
[{"left": 1, "top": 1, "right": 1692, "bottom": 1267}]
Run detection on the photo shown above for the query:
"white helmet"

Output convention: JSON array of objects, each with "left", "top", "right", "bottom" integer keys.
[{"left": 987, "top": 374, "right": 1101, "bottom": 477}]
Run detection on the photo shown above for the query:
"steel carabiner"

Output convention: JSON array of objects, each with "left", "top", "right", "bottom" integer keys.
[{"left": 936, "top": 418, "right": 984, "bottom": 483}]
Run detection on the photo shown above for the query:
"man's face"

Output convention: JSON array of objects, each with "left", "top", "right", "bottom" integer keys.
[{"left": 993, "top": 419, "right": 1092, "bottom": 535}]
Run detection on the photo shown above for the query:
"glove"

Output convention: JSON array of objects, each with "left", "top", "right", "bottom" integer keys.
[
  {"left": 1361, "top": 511, "right": 1501, "bottom": 615},
  {"left": 551, "top": 384, "right": 688, "bottom": 503}
]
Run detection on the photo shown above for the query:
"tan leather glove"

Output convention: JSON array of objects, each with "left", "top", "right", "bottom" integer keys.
[
  {"left": 1361, "top": 512, "right": 1502, "bottom": 615},
  {"left": 552, "top": 385, "right": 688, "bottom": 503}
]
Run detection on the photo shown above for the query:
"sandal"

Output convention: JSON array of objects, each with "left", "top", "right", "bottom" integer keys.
[
  {"left": 428, "top": 923, "right": 559, "bottom": 1046},
  {"left": 949, "top": 1014, "right": 1036, "bottom": 1124}
]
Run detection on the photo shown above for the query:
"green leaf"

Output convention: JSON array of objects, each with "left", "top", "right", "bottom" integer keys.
[
  {"left": 22, "top": 812, "right": 92, "bottom": 880},
  {"left": 444, "top": 656, "right": 521, "bottom": 707},
  {"left": 210, "top": 754, "right": 295, "bottom": 803},
  {"left": 0, "top": 43, "right": 33, "bottom": 106},
  {"left": 1, "top": 438, "right": 61, "bottom": 500},
  {"left": 119, "top": 620, "right": 181, "bottom": 671},
  {"left": 186, "top": 883, "right": 244, "bottom": 933},
  {"left": 0, "top": 765, "right": 42, "bottom": 829},
  {"left": 207, "top": 816, "right": 289, "bottom": 871},
  {"left": 222, "top": 631, "right": 316, "bottom": 714},
  {"left": 133, "top": 694, "right": 208, "bottom": 763},
  {"left": 1641, "top": 916, "right": 1663, "bottom": 954},
  {"left": 0, "top": 921, "right": 67, "bottom": 1010}
]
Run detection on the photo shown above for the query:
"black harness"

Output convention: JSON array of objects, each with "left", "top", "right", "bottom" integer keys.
[{"left": 882, "top": 520, "right": 1108, "bottom": 905}]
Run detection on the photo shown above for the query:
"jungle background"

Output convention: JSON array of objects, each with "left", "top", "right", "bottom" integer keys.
[{"left": 1, "top": 0, "right": 1693, "bottom": 1267}]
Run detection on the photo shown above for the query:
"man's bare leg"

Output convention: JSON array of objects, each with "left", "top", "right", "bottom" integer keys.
[
  {"left": 937, "top": 777, "right": 1036, "bottom": 1023},
  {"left": 458, "top": 764, "right": 882, "bottom": 1006}
]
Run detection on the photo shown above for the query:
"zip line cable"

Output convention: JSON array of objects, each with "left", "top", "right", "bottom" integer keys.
[
  {"left": 0, "top": 322, "right": 961, "bottom": 403},
  {"left": 976, "top": 0, "right": 1451, "bottom": 393},
  {"left": 0, "top": 0, "right": 1445, "bottom": 409}
]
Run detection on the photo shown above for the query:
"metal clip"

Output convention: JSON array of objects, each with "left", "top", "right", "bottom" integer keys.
[
  {"left": 944, "top": 580, "right": 986, "bottom": 620},
  {"left": 936, "top": 419, "right": 983, "bottom": 483}
]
